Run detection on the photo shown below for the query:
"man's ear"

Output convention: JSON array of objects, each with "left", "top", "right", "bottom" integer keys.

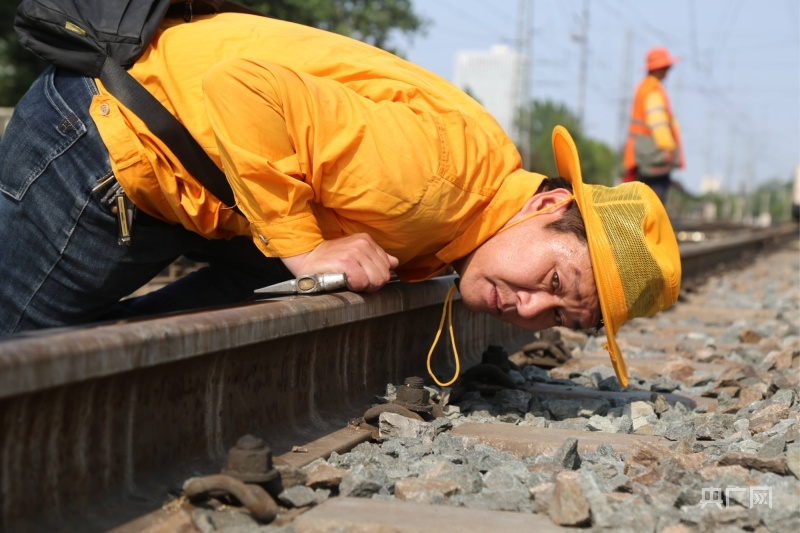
[{"left": 512, "top": 187, "right": 573, "bottom": 220}]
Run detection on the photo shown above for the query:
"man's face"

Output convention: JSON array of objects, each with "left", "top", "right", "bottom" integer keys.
[{"left": 453, "top": 189, "right": 600, "bottom": 331}]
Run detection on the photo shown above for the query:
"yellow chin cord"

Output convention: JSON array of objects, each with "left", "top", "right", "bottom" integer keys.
[
  {"left": 497, "top": 194, "right": 574, "bottom": 235},
  {"left": 426, "top": 283, "right": 460, "bottom": 387}
]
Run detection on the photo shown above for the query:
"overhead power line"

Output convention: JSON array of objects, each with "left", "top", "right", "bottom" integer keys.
[
  {"left": 573, "top": 0, "right": 590, "bottom": 128},
  {"left": 438, "top": 0, "right": 511, "bottom": 42}
]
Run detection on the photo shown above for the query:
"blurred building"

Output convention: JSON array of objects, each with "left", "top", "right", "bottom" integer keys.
[
  {"left": 701, "top": 202, "right": 717, "bottom": 221},
  {"left": 453, "top": 45, "right": 523, "bottom": 138},
  {"left": 700, "top": 175, "right": 722, "bottom": 194}
]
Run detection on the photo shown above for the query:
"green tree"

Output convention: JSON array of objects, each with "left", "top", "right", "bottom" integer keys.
[
  {"left": 751, "top": 178, "right": 793, "bottom": 223},
  {"left": 517, "top": 100, "right": 616, "bottom": 186},
  {"left": 0, "top": 1, "right": 47, "bottom": 106},
  {"left": 574, "top": 137, "right": 616, "bottom": 186},
  {"left": 0, "top": 0, "right": 428, "bottom": 106},
  {"left": 243, "top": 0, "right": 427, "bottom": 54}
]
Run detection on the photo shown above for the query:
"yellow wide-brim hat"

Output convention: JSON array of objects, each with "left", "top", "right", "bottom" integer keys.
[{"left": 550, "top": 126, "right": 682, "bottom": 387}]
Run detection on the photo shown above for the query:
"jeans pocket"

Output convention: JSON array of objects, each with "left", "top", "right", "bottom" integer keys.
[{"left": 0, "top": 67, "right": 87, "bottom": 201}]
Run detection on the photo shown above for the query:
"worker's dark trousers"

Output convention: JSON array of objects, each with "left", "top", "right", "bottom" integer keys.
[
  {"left": 638, "top": 173, "right": 671, "bottom": 204},
  {"left": 0, "top": 67, "right": 291, "bottom": 338}
]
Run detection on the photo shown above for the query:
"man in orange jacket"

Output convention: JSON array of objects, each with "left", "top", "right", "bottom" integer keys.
[
  {"left": 0, "top": 14, "right": 682, "bottom": 385},
  {"left": 623, "top": 47, "right": 685, "bottom": 203}
]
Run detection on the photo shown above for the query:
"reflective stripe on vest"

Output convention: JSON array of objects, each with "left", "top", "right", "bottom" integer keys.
[{"left": 629, "top": 118, "right": 649, "bottom": 136}]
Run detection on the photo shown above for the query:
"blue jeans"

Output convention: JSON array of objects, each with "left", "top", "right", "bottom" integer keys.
[{"left": 0, "top": 67, "right": 291, "bottom": 337}]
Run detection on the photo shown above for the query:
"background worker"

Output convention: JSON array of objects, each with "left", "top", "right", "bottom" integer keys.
[
  {"left": 623, "top": 47, "right": 685, "bottom": 203},
  {"left": 0, "top": 14, "right": 681, "bottom": 386}
]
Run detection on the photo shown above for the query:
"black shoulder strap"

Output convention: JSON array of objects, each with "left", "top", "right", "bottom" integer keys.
[{"left": 99, "top": 56, "right": 242, "bottom": 216}]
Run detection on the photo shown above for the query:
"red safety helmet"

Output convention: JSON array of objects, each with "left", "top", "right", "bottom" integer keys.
[{"left": 646, "top": 47, "right": 679, "bottom": 71}]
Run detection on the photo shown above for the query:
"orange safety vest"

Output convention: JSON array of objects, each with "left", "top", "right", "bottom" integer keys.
[{"left": 623, "top": 75, "right": 683, "bottom": 175}]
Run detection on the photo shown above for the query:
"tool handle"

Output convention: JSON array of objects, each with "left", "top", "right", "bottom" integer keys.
[{"left": 297, "top": 273, "right": 348, "bottom": 293}]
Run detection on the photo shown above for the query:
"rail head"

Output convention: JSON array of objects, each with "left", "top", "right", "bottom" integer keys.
[{"left": 0, "top": 276, "right": 460, "bottom": 399}]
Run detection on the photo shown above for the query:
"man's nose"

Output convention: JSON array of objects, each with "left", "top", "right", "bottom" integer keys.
[{"left": 516, "top": 291, "right": 554, "bottom": 321}]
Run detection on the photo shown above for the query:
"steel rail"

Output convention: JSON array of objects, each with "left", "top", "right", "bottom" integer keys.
[
  {"left": 0, "top": 223, "right": 795, "bottom": 531},
  {"left": 678, "top": 223, "right": 797, "bottom": 279},
  {"left": 0, "top": 276, "right": 466, "bottom": 400}
]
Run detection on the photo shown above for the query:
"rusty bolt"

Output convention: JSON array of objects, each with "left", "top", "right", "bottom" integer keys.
[
  {"left": 221, "top": 434, "right": 279, "bottom": 484},
  {"left": 404, "top": 376, "right": 424, "bottom": 388},
  {"left": 393, "top": 376, "right": 432, "bottom": 413},
  {"left": 184, "top": 474, "right": 277, "bottom": 523}
]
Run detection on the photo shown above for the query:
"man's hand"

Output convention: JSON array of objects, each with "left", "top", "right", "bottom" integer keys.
[{"left": 281, "top": 234, "right": 399, "bottom": 292}]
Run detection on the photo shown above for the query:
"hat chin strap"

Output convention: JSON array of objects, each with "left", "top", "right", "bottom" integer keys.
[
  {"left": 426, "top": 283, "right": 460, "bottom": 387},
  {"left": 497, "top": 194, "right": 575, "bottom": 235}
]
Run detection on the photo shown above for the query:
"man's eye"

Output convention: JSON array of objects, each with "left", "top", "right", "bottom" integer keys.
[
  {"left": 555, "top": 311, "right": 563, "bottom": 326},
  {"left": 552, "top": 272, "right": 560, "bottom": 291}
]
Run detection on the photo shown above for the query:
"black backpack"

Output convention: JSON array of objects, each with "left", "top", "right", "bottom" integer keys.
[{"left": 14, "top": 0, "right": 265, "bottom": 213}]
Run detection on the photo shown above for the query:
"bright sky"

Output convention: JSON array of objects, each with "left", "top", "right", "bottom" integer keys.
[{"left": 400, "top": 0, "right": 800, "bottom": 194}]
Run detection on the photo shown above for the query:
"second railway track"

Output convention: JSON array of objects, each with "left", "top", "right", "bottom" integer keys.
[{"left": 0, "top": 223, "right": 797, "bottom": 532}]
